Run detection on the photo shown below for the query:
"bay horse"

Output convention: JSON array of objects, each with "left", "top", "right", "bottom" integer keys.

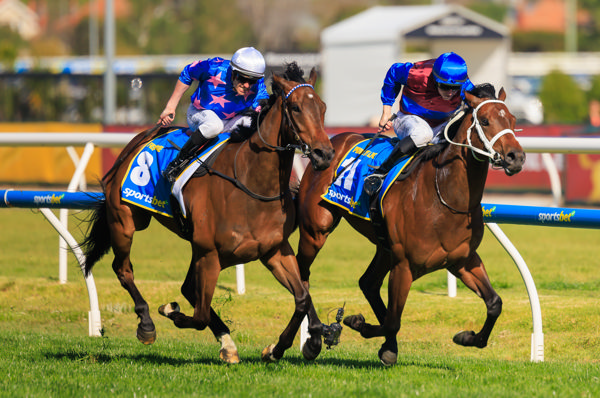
[
  {"left": 296, "top": 84, "right": 526, "bottom": 365},
  {"left": 80, "top": 62, "right": 334, "bottom": 363}
]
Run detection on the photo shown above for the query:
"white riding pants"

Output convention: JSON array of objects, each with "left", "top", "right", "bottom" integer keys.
[
  {"left": 187, "top": 105, "right": 251, "bottom": 138},
  {"left": 392, "top": 112, "right": 448, "bottom": 147}
]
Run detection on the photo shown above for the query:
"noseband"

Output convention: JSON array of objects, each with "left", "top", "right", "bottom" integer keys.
[
  {"left": 255, "top": 83, "right": 315, "bottom": 157},
  {"left": 443, "top": 99, "right": 516, "bottom": 167}
]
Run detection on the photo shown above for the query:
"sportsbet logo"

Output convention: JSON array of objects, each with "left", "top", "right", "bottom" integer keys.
[
  {"left": 123, "top": 188, "right": 168, "bottom": 209},
  {"left": 481, "top": 205, "right": 496, "bottom": 218},
  {"left": 538, "top": 210, "right": 575, "bottom": 224},
  {"left": 33, "top": 193, "right": 65, "bottom": 205}
]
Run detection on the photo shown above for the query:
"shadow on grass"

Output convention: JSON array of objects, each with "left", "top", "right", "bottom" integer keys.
[{"left": 44, "top": 348, "right": 454, "bottom": 370}]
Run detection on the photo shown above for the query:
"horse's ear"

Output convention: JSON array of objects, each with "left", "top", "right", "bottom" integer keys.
[
  {"left": 464, "top": 90, "right": 482, "bottom": 108},
  {"left": 308, "top": 67, "right": 318, "bottom": 86},
  {"left": 272, "top": 74, "right": 284, "bottom": 93},
  {"left": 498, "top": 87, "right": 507, "bottom": 101}
]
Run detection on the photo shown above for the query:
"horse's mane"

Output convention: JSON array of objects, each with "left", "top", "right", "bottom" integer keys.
[
  {"left": 230, "top": 62, "right": 306, "bottom": 141},
  {"left": 416, "top": 83, "right": 497, "bottom": 161}
]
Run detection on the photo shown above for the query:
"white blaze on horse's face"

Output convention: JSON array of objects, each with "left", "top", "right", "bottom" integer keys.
[{"left": 498, "top": 109, "right": 506, "bottom": 118}]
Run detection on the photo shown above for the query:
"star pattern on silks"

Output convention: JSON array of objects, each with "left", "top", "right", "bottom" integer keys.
[
  {"left": 209, "top": 94, "right": 230, "bottom": 107},
  {"left": 222, "top": 111, "right": 237, "bottom": 119},
  {"left": 237, "top": 89, "right": 255, "bottom": 101},
  {"left": 192, "top": 98, "right": 204, "bottom": 109},
  {"left": 207, "top": 72, "right": 225, "bottom": 88}
]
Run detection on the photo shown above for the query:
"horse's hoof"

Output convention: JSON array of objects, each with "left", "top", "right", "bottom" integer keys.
[
  {"left": 261, "top": 344, "right": 278, "bottom": 363},
  {"left": 301, "top": 338, "right": 322, "bottom": 361},
  {"left": 220, "top": 348, "right": 240, "bottom": 364},
  {"left": 343, "top": 314, "right": 365, "bottom": 332},
  {"left": 453, "top": 330, "right": 476, "bottom": 346},
  {"left": 158, "top": 302, "right": 180, "bottom": 317},
  {"left": 136, "top": 328, "right": 157, "bottom": 345},
  {"left": 379, "top": 350, "right": 397, "bottom": 366},
  {"left": 218, "top": 334, "right": 240, "bottom": 364}
]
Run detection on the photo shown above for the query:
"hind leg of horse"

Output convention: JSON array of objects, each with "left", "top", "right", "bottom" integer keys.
[
  {"left": 345, "top": 254, "right": 412, "bottom": 366},
  {"left": 108, "top": 206, "right": 156, "bottom": 344},
  {"left": 297, "top": 203, "right": 341, "bottom": 361},
  {"left": 159, "top": 250, "right": 220, "bottom": 333},
  {"left": 160, "top": 257, "right": 239, "bottom": 364},
  {"left": 449, "top": 252, "right": 502, "bottom": 349},
  {"left": 344, "top": 247, "right": 392, "bottom": 335},
  {"left": 260, "top": 242, "right": 313, "bottom": 363}
]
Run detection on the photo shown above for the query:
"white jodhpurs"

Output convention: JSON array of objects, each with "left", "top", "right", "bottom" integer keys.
[
  {"left": 186, "top": 105, "right": 252, "bottom": 138},
  {"left": 392, "top": 113, "right": 448, "bottom": 147},
  {"left": 186, "top": 106, "right": 223, "bottom": 139}
]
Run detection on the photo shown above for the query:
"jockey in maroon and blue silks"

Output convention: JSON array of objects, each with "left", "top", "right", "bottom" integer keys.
[
  {"left": 364, "top": 52, "right": 475, "bottom": 195},
  {"left": 158, "top": 47, "right": 269, "bottom": 183}
]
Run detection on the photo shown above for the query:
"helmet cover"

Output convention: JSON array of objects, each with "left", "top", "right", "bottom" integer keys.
[
  {"left": 432, "top": 52, "right": 468, "bottom": 85},
  {"left": 231, "top": 47, "right": 266, "bottom": 78}
]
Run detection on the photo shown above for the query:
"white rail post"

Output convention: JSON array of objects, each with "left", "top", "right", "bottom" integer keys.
[
  {"left": 59, "top": 142, "right": 95, "bottom": 284},
  {"left": 485, "top": 223, "right": 544, "bottom": 362}
]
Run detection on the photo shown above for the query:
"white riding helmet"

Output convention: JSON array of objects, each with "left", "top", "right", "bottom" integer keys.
[{"left": 231, "top": 47, "right": 266, "bottom": 79}]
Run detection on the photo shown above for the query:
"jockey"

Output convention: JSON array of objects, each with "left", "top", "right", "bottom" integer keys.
[
  {"left": 159, "top": 47, "right": 269, "bottom": 183},
  {"left": 364, "top": 52, "right": 475, "bottom": 195}
]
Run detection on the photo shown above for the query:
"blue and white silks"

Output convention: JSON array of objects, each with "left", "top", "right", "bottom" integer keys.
[
  {"left": 121, "top": 128, "right": 230, "bottom": 218},
  {"left": 321, "top": 137, "right": 413, "bottom": 220}
]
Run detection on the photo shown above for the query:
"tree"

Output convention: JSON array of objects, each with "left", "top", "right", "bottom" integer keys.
[{"left": 538, "top": 70, "right": 588, "bottom": 124}]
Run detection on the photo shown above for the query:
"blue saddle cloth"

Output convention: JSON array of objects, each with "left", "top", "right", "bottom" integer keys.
[
  {"left": 120, "top": 128, "right": 230, "bottom": 217},
  {"left": 321, "top": 137, "right": 413, "bottom": 220}
]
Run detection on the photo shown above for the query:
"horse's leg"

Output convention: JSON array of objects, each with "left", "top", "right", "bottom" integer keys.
[
  {"left": 107, "top": 204, "right": 156, "bottom": 344},
  {"left": 158, "top": 250, "right": 220, "bottom": 332},
  {"left": 159, "top": 257, "right": 239, "bottom": 364},
  {"left": 343, "top": 247, "right": 392, "bottom": 333},
  {"left": 346, "top": 258, "right": 412, "bottom": 366},
  {"left": 297, "top": 202, "right": 341, "bottom": 361},
  {"left": 260, "top": 241, "right": 312, "bottom": 363},
  {"left": 449, "top": 252, "right": 502, "bottom": 349}
]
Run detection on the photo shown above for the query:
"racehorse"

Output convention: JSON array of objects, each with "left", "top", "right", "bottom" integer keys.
[
  {"left": 80, "top": 62, "right": 334, "bottom": 363},
  {"left": 295, "top": 84, "right": 526, "bottom": 365}
]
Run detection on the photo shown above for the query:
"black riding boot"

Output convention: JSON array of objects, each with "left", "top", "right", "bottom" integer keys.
[
  {"left": 163, "top": 132, "right": 208, "bottom": 183},
  {"left": 363, "top": 136, "right": 418, "bottom": 196}
]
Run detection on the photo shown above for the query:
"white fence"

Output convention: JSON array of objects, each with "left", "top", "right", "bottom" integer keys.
[{"left": 1, "top": 131, "right": 600, "bottom": 361}]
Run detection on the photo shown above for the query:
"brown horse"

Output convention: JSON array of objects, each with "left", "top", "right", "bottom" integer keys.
[
  {"left": 80, "top": 63, "right": 334, "bottom": 363},
  {"left": 296, "top": 84, "right": 525, "bottom": 365}
]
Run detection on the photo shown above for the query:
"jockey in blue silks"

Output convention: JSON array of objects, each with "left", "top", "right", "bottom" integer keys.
[
  {"left": 364, "top": 52, "right": 475, "bottom": 195},
  {"left": 158, "top": 47, "right": 270, "bottom": 183}
]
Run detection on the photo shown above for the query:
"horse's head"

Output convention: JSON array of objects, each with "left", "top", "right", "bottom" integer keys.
[
  {"left": 272, "top": 66, "right": 334, "bottom": 171},
  {"left": 462, "top": 85, "right": 526, "bottom": 176}
]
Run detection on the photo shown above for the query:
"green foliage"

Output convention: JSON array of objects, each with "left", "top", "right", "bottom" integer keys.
[
  {"left": 538, "top": 70, "right": 588, "bottom": 123},
  {"left": 512, "top": 31, "right": 565, "bottom": 52},
  {"left": 587, "top": 75, "right": 600, "bottom": 102}
]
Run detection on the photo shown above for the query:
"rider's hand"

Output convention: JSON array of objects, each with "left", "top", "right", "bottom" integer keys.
[{"left": 158, "top": 111, "right": 175, "bottom": 126}]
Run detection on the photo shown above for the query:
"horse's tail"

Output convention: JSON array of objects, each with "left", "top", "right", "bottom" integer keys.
[{"left": 80, "top": 197, "right": 111, "bottom": 277}]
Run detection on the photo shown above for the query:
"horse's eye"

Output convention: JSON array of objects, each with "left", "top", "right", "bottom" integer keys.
[
  {"left": 291, "top": 104, "right": 301, "bottom": 113},
  {"left": 480, "top": 118, "right": 489, "bottom": 126}
]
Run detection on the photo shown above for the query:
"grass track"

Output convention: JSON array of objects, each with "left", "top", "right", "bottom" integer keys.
[{"left": 1, "top": 207, "right": 599, "bottom": 397}]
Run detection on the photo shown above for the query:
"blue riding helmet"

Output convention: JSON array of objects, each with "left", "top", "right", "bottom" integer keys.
[{"left": 432, "top": 52, "right": 468, "bottom": 85}]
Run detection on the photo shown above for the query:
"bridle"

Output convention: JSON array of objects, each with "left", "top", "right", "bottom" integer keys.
[
  {"left": 255, "top": 83, "right": 315, "bottom": 157},
  {"left": 436, "top": 98, "right": 516, "bottom": 214},
  {"left": 213, "top": 82, "right": 317, "bottom": 201},
  {"left": 443, "top": 99, "right": 516, "bottom": 167}
]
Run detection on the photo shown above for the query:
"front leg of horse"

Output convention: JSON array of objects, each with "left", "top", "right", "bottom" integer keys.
[
  {"left": 158, "top": 302, "right": 240, "bottom": 364},
  {"left": 453, "top": 294, "right": 502, "bottom": 348},
  {"left": 260, "top": 249, "right": 313, "bottom": 363},
  {"left": 451, "top": 256, "right": 503, "bottom": 349}
]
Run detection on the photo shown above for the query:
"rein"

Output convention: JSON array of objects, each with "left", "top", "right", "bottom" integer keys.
[{"left": 209, "top": 82, "right": 317, "bottom": 202}]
